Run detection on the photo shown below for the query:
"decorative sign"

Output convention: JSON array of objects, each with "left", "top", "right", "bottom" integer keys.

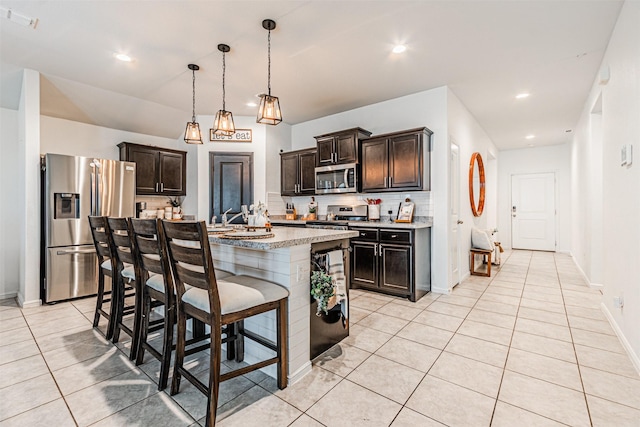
[{"left": 209, "top": 129, "right": 252, "bottom": 142}]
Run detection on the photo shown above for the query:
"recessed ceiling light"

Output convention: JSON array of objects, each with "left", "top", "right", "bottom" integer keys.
[
  {"left": 515, "top": 93, "right": 530, "bottom": 99},
  {"left": 246, "top": 102, "right": 257, "bottom": 107},
  {"left": 392, "top": 45, "right": 406, "bottom": 54},
  {"left": 115, "top": 53, "right": 132, "bottom": 62},
  {"left": 525, "top": 134, "right": 535, "bottom": 140}
]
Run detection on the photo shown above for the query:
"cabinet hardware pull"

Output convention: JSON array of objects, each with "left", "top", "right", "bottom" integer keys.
[
  {"left": 389, "top": 176, "right": 392, "bottom": 187},
  {"left": 160, "top": 182, "right": 164, "bottom": 192},
  {"left": 155, "top": 183, "right": 159, "bottom": 192},
  {"left": 391, "top": 235, "right": 397, "bottom": 238},
  {"left": 373, "top": 244, "right": 377, "bottom": 256}
]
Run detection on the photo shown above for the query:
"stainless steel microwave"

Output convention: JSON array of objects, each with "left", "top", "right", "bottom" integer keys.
[{"left": 315, "top": 162, "right": 358, "bottom": 194}]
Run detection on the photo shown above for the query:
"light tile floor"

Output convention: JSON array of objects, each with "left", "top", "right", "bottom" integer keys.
[{"left": 1, "top": 250, "right": 639, "bottom": 426}]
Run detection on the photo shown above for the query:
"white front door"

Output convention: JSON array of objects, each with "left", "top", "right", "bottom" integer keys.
[
  {"left": 449, "top": 140, "right": 461, "bottom": 287},
  {"left": 511, "top": 173, "right": 556, "bottom": 251}
]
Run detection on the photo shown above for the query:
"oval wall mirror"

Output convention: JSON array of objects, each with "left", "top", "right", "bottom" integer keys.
[{"left": 469, "top": 152, "right": 485, "bottom": 217}]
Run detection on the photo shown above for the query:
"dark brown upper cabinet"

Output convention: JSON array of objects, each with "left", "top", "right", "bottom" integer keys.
[
  {"left": 315, "top": 127, "right": 372, "bottom": 166},
  {"left": 361, "top": 127, "right": 432, "bottom": 192},
  {"left": 118, "top": 142, "right": 187, "bottom": 196},
  {"left": 280, "top": 148, "right": 317, "bottom": 196}
]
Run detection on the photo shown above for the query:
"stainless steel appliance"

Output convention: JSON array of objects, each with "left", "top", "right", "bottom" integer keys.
[
  {"left": 315, "top": 163, "right": 359, "bottom": 194},
  {"left": 41, "top": 153, "right": 136, "bottom": 303},
  {"left": 305, "top": 205, "right": 369, "bottom": 229}
]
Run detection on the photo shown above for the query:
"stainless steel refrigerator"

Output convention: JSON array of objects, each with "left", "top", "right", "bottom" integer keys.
[{"left": 41, "top": 153, "right": 136, "bottom": 303}]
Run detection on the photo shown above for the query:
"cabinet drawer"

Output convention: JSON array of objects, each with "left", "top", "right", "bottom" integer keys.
[
  {"left": 350, "top": 228, "right": 379, "bottom": 242},
  {"left": 380, "top": 229, "right": 412, "bottom": 244}
]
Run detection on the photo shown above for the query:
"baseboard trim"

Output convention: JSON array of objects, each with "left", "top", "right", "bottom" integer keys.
[
  {"left": 289, "top": 361, "right": 312, "bottom": 385},
  {"left": 600, "top": 302, "right": 640, "bottom": 376},
  {"left": 16, "top": 292, "right": 41, "bottom": 308},
  {"left": 570, "top": 254, "right": 603, "bottom": 290},
  {"left": 431, "top": 285, "right": 451, "bottom": 294},
  {"left": 0, "top": 291, "right": 17, "bottom": 301}
]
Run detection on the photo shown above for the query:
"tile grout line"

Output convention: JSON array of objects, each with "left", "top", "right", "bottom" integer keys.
[
  {"left": 554, "top": 252, "right": 594, "bottom": 427},
  {"left": 488, "top": 249, "right": 530, "bottom": 426}
]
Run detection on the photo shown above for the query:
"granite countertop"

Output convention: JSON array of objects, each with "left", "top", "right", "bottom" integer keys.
[
  {"left": 208, "top": 226, "right": 358, "bottom": 250},
  {"left": 270, "top": 218, "right": 433, "bottom": 229}
]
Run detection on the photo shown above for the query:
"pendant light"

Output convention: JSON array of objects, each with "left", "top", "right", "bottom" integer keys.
[
  {"left": 184, "top": 64, "right": 203, "bottom": 144},
  {"left": 257, "top": 19, "right": 282, "bottom": 125},
  {"left": 212, "top": 44, "right": 236, "bottom": 136}
]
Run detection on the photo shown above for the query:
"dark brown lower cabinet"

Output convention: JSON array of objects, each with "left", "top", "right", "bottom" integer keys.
[{"left": 351, "top": 227, "right": 431, "bottom": 302}]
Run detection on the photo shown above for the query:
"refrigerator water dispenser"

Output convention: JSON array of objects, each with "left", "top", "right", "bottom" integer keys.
[{"left": 54, "top": 193, "right": 80, "bottom": 219}]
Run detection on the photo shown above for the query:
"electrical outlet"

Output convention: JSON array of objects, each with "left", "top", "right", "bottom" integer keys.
[{"left": 613, "top": 296, "right": 624, "bottom": 309}]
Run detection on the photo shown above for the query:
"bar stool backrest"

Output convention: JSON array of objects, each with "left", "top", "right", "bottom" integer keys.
[
  {"left": 129, "top": 218, "right": 174, "bottom": 295},
  {"left": 160, "top": 220, "right": 222, "bottom": 318},
  {"left": 106, "top": 217, "right": 135, "bottom": 273},
  {"left": 88, "top": 216, "right": 113, "bottom": 271}
]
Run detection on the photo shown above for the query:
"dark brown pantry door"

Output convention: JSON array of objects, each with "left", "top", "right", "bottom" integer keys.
[{"left": 210, "top": 152, "right": 253, "bottom": 224}]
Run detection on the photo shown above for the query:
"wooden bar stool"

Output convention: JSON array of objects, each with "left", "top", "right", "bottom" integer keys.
[
  {"left": 129, "top": 218, "right": 237, "bottom": 390},
  {"left": 106, "top": 217, "right": 141, "bottom": 360},
  {"left": 161, "top": 220, "right": 289, "bottom": 427},
  {"left": 470, "top": 248, "right": 493, "bottom": 277},
  {"left": 88, "top": 216, "right": 117, "bottom": 340}
]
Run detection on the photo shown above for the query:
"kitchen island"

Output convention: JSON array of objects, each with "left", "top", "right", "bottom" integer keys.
[{"left": 208, "top": 226, "right": 358, "bottom": 384}]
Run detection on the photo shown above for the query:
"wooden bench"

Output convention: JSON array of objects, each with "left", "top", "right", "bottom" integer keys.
[{"left": 470, "top": 248, "right": 493, "bottom": 277}]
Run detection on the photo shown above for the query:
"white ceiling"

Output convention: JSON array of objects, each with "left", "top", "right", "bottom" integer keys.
[{"left": 0, "top": 0, "right": 623, "bottom": 150}]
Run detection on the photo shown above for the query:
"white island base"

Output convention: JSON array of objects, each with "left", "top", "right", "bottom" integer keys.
[{"left": 208, "top": 227, "right": 357, "bottom": 384}]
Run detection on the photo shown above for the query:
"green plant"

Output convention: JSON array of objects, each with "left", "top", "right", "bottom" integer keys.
[
  {"left": 168, "top": 196, "right": 183, "bottom": 207},
  {"left": 310, "top": 270, "right": 334, "bottom": 315}
]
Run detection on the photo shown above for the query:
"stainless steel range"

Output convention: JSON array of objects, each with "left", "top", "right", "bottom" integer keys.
[{"left": 305, "top": 205, "right": 369, "bottom": 229}]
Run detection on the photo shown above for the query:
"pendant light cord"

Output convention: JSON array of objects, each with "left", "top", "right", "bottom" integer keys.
[
  {"left": 222, "top": 50, "right": 226, "bottom": 111},
  {"left": 267, "top": 28, "right": 271, "bottom": 96},
  {"left": 191, "top": 68, "right": 196, "bottom": 123}
]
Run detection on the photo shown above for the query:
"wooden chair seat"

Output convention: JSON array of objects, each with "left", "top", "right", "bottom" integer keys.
[{"left": 181, "top": 275, "right": 289, "bottom": 315}]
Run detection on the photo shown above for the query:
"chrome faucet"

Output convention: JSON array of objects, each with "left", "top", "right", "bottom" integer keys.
[{"left": 222, "top": 205, "right": 248, "bottom": 227}]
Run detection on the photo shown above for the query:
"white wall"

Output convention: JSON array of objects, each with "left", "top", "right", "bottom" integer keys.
[
  {"left": 18, "top": 69, "right": 41, "bottom": 307},
  {"left": 0, "top": 108, "right": 20, "bottom": 299},
  {"left": 291, "top": 87, "right": 451, "bottom": 292},
  {"left": 497, "top": 144, "right": 572, "bottom": 253},
  {"left": 572, "top": 0, "right": 640, "bottom": 368},
  {"left": 447, "top": 89, "right": 499, "bottom": 284}
]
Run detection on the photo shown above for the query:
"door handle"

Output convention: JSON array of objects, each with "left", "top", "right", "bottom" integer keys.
[
  {"left": 457, "top": 220, "right": 464, "bottom": 224},
  {"left": 57, "top": 248, "right": 96, "bottom": 255}
]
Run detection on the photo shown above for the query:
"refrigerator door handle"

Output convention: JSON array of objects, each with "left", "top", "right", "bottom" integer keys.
[
  {"left": 96, "top": 168, "right": 101, "bottom": 215},
  {"left": 57, "top": 248, "right": 96, "bottom": 255},
  {"left": 90, "top": 166, "right": 96, "bottom": 216}
]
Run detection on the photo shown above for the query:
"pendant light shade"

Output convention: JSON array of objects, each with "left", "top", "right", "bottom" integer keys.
[
  {"left": 184, "top": 64, "right": 203, "bottom": 144},
  {"left": 257, "top": 19, "right": 282, "bottom": 125},
  {"left": 212, "top": 44, "right": 236, "bottom": 136}
]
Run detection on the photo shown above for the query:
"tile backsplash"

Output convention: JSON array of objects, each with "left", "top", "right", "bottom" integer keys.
[{"left": 268, "top": 191, "right": 432, "bottom": 218}]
